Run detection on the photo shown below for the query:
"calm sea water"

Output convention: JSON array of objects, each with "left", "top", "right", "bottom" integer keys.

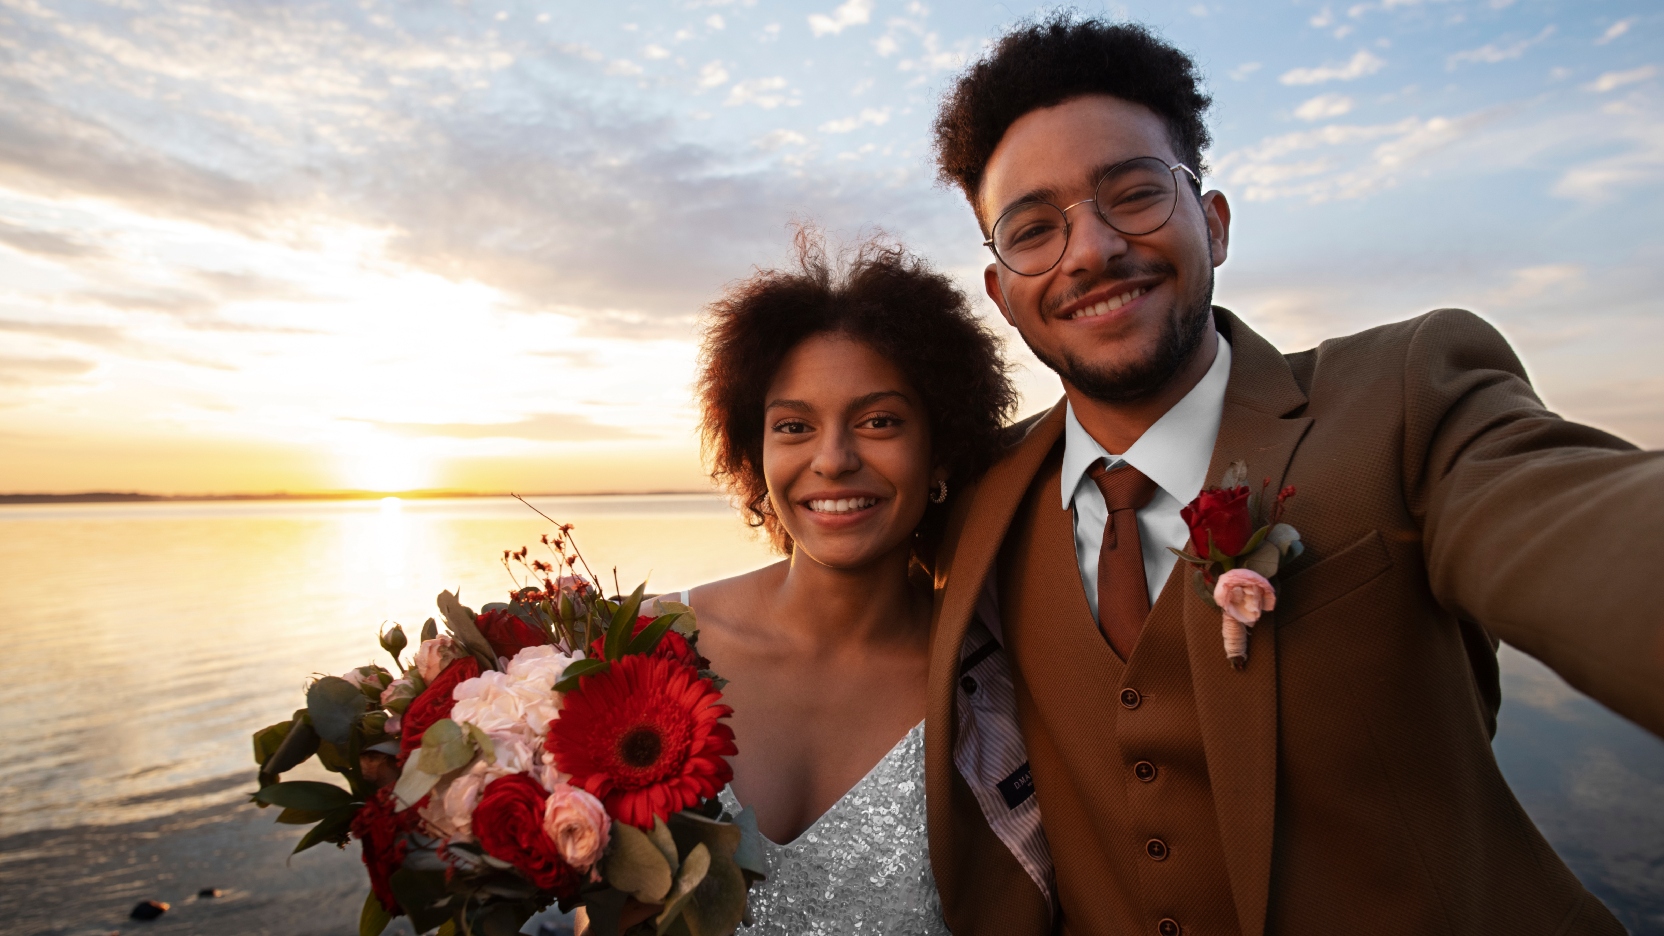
[{"left": 1, "top": 496, "right": 1660, "bottom": 932}]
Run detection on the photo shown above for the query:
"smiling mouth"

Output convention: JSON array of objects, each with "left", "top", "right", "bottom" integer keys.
[
  {"left": 1065, "top": 285, "right": 1149, "bottom": 320},
  {"left": 805, "top": 497, "right": 879, "bottom": 514}
]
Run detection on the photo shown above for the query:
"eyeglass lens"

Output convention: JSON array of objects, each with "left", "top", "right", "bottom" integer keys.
[{"left": 990, "top": 157, "right": 1182, "bottom": 276}]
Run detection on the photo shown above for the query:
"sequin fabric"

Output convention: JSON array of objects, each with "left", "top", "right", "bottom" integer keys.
[{"left": 719, "top": 721, "right": 949, "bottom": 935}]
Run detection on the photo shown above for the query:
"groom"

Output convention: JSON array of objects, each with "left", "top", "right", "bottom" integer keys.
[{"left": 925, "top": 16, "right": 1662, "bottom": 936}]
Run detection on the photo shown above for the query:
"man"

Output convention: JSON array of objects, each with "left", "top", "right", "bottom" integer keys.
[{"left": 925, "top": 16, "right": 1662, "bottom": 936}]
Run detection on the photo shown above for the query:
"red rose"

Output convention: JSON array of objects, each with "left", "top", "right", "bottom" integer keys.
[
  {"left": 588, "top": 615, "right": 702, "bottom": 669},
  {"left": 351, "top": 787, "right": 416, "bottom": 914},
  {"left": 398, "top": 657, "right": 480, "bottom": 764},
  {"left": 1181, "top": 485, "right": 1254, "bottom": 558},
  {"left": 476, "top": 609, "right": 549, "bottom": 661},
  {"left": 472, "top": 774, "right": 583, "bottom": 897}
]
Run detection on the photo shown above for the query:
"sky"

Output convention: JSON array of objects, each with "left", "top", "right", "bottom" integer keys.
[{"left": 0, "top": 0, "right": 1658, "bottom": 495}]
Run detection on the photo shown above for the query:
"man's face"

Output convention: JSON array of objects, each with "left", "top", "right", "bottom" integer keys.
[{"left": 979, "top": 94, "right": 1231, "bottom": 404}]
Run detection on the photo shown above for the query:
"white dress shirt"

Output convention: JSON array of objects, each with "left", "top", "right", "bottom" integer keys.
[{"left": 1060, "top": 335, "right": 1232, "bottom": 620}]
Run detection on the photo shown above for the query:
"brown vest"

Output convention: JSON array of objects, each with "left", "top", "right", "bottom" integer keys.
[{"left": 1002, "top": 445, "right": 1240, "bottom": 936}]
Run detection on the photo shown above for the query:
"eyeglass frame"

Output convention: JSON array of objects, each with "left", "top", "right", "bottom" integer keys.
[{"left": 982, "top": 157, "right": 1203, "bottom": 277}]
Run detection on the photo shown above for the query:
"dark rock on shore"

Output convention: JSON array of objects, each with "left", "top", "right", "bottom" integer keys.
[{"left": 130, "top": 900, "right": 169, "bottom": 920}]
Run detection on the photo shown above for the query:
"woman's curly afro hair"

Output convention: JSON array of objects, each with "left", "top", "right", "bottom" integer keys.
[
  {"left": 698, "top": 229, "right": 1016, "bottom": 555},
  {"left": 933, "top": 14, "right": 1213, "bottom": 226}
]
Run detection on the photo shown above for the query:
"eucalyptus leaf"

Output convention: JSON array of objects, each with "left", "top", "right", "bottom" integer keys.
[
  {"left": 255, "top": 780, "right": 356, "bottom": 812},
  {"left": 604, "top": 821, "right": 674, "bottom": 903},
  {"left": 393, "top": 760, "right": 444, "bottom": 810},
  {"left": 553, "top": 658, "right": 609, "bottom": 693},
  {"left": 359, "top": 890, "right": 393, "bottom": 936},
  {"left": 1266, "top": 523, "right": 1301, "bottom": 555},
  {"left": 648, "top": 816, "right": 680, "bottom": 874},
  {"left": 1242, "top": 542, "right": 1281, "bottom": 578},
  {"left": 437, "top": 589, "right": 499, "bottom": 671},
  {"left": 726, "top": 807, "right": 767, "bottom": 880},
  {"left": 307, "top": 676, "right": 369, "bottom": 745},
  {"left": 654, "top": 843, "right": 709, "bottom": 934},
  {"left": 418, "top": 719, "right": 476, "bottom": 776},
  {"left": 463, "top": 722, "right": 496, "bottom": 764},
  {"left": 684, "top": 845, "right": 749, "bottom": 936},
  {"left": 1239, "top": 524, "right": 1271, "bottom": 559},
  {"left": 316, "top": 738, "right": 355, "bottom": 775},
  {"left": 667, "top": 811, "right": 740, "bottom": 864},
  {"left": 1220, "top": 460, "right": 1249, "bottom": 489}
]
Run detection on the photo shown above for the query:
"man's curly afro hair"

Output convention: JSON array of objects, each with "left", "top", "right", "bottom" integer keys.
[{"left": 933, "top": 14, "right": 1213, "bottom": 226}]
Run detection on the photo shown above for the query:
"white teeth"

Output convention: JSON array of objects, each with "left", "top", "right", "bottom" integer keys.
[
  {"left": 1069, "top": 286, "right": 1147, "bottom": 319},
  {"left": 807, "top": 497, "right": 878, "bottom": 514}
]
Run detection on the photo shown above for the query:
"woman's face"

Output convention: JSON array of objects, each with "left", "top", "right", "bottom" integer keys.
[{"left": 762, "top": 332, "right": 936, "bottom": 571}]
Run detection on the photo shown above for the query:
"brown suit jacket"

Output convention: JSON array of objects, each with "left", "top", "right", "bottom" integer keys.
[{"left": 927, "top": 308, "right": 1662, "bottom": 935}]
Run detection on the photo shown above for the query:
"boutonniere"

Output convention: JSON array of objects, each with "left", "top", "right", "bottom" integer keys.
[{"left": 1168, "top": 461, "right": 1304, "bottom": 670}]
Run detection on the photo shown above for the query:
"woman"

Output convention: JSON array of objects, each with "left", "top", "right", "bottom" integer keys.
[{"left": 658, "top": 232, "right": 1013, "bottom": 931}]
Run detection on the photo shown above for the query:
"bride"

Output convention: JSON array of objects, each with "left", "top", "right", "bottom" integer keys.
[{"left": 587, "top": 232, "right": 1015, "bottom": 933}]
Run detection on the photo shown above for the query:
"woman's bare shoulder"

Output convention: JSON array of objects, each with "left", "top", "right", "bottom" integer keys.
[{"left": 649, "top": 561, "right": 787, "bottom": 627}]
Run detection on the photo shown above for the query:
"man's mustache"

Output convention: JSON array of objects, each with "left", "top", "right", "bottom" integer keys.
[{"left": 1041, "top": 258, "right": 1178, "bottom": 320}]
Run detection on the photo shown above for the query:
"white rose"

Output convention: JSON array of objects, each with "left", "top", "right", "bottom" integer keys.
[{"left": 413, "top": 636, "right": 468, "bottom": 683}]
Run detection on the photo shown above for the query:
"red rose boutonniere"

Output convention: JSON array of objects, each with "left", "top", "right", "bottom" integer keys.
[{"left": 1170, "top": 460, "right": 1305, "bottom": 670}]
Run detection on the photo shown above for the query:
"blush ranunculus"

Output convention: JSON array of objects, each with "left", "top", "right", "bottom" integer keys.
[
  {"left": 472, "top": 774, "right": 583, "bottom": 897},
  {"left": 476, "top": 609, "right": 549, "bottom": 661},
  {"left": 351, "top": 787, "right": 417, "bottom": 914},
  {"left": 1181, "top": 485, "right": 1254, "bottom": 558},
  {"left": 588, "top": 616, "right": 702, "bottom": 669},
  {"left": 398, "top": 657, "right": 480, "bottom": 764},
  {"left": 542, "top": 783, "right": 611, "bottom": 871},
  {"left": 413, "top": 635, "right": 467, "bottom": 683},
  {"left": 1213, "top": 568, "right": 1277, "bottom": 670},
  {"left": 546, "top": 653, "right": 735, "bottom": 830}
]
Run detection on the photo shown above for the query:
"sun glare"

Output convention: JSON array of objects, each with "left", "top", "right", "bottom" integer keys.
[{"left": 338, "top": 439, "right": 433, "bottom": 492}]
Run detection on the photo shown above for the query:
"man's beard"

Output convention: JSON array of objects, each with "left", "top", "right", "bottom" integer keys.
[{"left": 1023, "top": 261, "right": 1214, "bottom": 405}]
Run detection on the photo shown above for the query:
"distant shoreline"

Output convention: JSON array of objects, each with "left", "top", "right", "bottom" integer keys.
[{"left": 0, "top": 490, "right": 714, "bottom": 505}]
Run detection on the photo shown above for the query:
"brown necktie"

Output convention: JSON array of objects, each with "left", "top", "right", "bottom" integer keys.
[{"left": 1087, "top": 461, "right": 1159, "bottom": 660}]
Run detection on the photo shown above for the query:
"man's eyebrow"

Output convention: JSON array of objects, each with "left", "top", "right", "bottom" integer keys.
[{"left": 991, "top": 159, "right": 1133, "bottom": 220}]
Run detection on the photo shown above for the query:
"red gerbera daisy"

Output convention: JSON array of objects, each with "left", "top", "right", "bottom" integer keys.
[{"left": 546, "top": 653, "right": 735, "bottom": 829}]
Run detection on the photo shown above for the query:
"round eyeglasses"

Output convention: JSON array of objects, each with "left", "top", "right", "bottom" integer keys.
[{"left": 984, "top": 157, "right": 1201, "bottom": 277}]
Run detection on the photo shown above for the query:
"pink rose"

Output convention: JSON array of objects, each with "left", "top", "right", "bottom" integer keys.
[
  {"left": 1213, "top": 569, "right": 1276, "bottom": 670},
  {"left": 541, "top": 783, "right": 610, "bottom": 872},
  {"left": 414, "top": 636, "right": 468, "bottom": 683}
]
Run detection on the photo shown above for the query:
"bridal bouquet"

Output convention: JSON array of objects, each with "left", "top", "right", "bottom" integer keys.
[{"left": 250, "top": 518, "right": 763, "bottom": 936}]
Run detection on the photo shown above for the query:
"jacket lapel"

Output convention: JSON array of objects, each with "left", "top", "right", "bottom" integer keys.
[{"left": 1186, "top": 309, "right": 1313, "bottom": 936}]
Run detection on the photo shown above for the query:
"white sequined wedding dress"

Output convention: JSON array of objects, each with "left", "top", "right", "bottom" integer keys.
[{"left": 716, "top": 721, "right": 951, "bottom": 935}]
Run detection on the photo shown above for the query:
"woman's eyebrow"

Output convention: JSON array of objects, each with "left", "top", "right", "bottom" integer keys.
[
  {"left": 849, "top": 390, "right": 909, "bottom": 408},
  {"left": 764, "top": 398, "right": 812, "bottom": 412}
]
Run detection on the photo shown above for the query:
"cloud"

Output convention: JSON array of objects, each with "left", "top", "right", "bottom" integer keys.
[
  {"left": 1447, "top": 26, "right": 1554, "bottom": 69},
  {"left": 1294, "top": 94, "right": 1355, "bottom": 121},
  {"left": 819, "top": 107, "right": 890, "bottom": 133},
  {"left": 754, "top": 129, "right": 808, "bottom": 150},
  {"left": 0, "top": 356, "right": 96, "bottom": 386},
  {"left": 808, "top": 0, "right": 873, "bottom": 37},
  {"left": 697, "top": 61, "right": 730, "bottom": 89},
  {"left": 361, "top": 413, "right": 643, "bottom": 442},
  {"left": 0, "top": 220, "right": 104, "bottom": 259},
  {"left": 1584, "top": 66, "right": 1656, "bottom": 94},
  {"left": 1229, "top": 62, "right": 1262, "bottom": 81},
  {"left": 725, "top": 77, "right": 793, "bottom": 108},
  {"left": 643, "top": 45, "right": 670, "bottom": 60},
  {"left": 1280, "top": 50, "right": 1386, "bottom": 86},
  {"left": 1594, "top": 19, "right": 1635, "bottom": 45}
]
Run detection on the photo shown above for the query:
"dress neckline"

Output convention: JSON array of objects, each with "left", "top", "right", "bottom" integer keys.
[{"left": 723, "top": 720, "right": 925, "bottom": 849}]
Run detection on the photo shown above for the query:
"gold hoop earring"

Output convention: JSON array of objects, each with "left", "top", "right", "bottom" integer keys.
[{"left": 930, "top": 479, "right": 948, "bottom": 504}]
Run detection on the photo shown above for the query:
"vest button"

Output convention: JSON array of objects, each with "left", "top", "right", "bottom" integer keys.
[
  {"left": 1120, "top": 688, "right": 1142, "bottom": 709},
  {"left": 960, "top": 675, "right": 978, "bottom": 695},
  {"left": 1145, "top": 838, "right": 1169, "bottom": 861},
  {"left": 1158, "top": 918, "right": 1181, "bottom": 936},
  {"left": 1134, "top": 760, "right": 1157, "bottom": 782}
]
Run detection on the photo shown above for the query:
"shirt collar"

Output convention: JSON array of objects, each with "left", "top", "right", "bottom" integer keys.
[{"left": 1060, "top": 335, "right": 1233, "bottom": 510}]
